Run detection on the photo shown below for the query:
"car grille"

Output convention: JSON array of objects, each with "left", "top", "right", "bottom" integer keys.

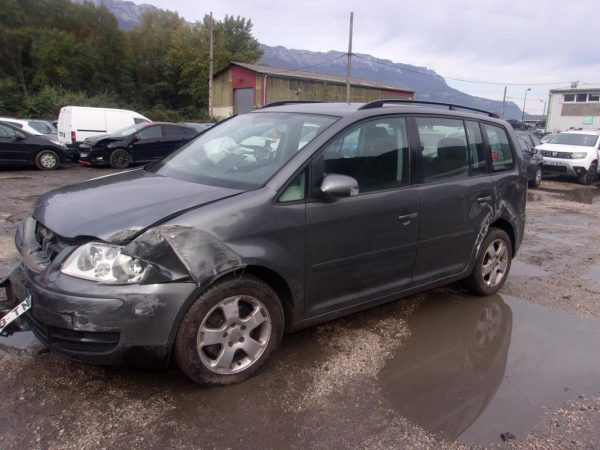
[
  {"left": 540, "top": 150, "right": 572, "bottom": 159},
  {"left": 27, "top": 311, "right": 120, "bottom": 354},
  {"left": 544, "top": 165, "right": 567, "bottom": 173}
]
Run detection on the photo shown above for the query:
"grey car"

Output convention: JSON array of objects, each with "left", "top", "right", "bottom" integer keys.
[{"left": 2, "top": 100, "right": 527, "bottom": 385}]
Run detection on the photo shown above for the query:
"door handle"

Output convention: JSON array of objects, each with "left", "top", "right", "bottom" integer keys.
[
  {"left": 477, "top": 196, "right": 492, "bottom": 204},
  {"left": 397, "top": 212, "right": 418, "bottom": 224}
]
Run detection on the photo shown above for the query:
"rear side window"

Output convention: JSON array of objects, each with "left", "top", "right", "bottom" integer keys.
[
  {"left": 164, "top": 125, "right": 188, "bottom": 137},
  {"left": 322, "top": 117, "right": 409, "bottom": 193},
  {"left": 139, "top": 125, "right": 162, "bottom": 139},
  {"left": 134, "top": 118, "right": 148, "bottom": 125},
  {"left": 0, "top": 123, "right": 17, "bottom": 137},
  {"left": 416, "top": 117, "right": 469, "bottom": 182},
  {"left": 483, "top": 124, "right": 514, "bottom": 172}
]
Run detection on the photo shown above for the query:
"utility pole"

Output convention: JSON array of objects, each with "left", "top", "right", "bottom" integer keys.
[
  {"left": 521, "top": 87, "right": 531, "bottom": 123},
  {"left": 500, "top": 86, "right": 507, "bottom": 119},
  {"left": 345, "top": 12, "right": 353, "bottom": 104},
  {"left": 208, "top": 12, "right": 214, "bottom": 119}
]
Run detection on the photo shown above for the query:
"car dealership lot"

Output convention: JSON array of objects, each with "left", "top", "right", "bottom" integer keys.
[{"left": 0, "top": 167, "right": 599, "bottom": 448}]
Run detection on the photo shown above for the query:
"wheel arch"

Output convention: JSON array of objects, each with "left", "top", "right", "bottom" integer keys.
[{"left": 489, "top": 218, "right": 515, "bottom": 257}]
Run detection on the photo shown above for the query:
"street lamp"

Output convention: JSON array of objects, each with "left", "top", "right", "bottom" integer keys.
[{"left": 521, "top": 88, "right": 531, "bottom": 124}]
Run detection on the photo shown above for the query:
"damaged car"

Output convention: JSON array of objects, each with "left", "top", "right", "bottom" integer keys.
[{"left": 1, "top": 100, "right": 527, "bottom": 386}]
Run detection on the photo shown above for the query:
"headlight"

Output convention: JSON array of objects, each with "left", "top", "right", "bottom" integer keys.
[
  {"left": 571, "top": 152, "right": 587, "bottom": 159},
  {"left": 61, "top": 243, "right": 145, "bottom": 284}
]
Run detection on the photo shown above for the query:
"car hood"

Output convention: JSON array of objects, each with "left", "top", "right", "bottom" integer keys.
[
  {"left": 537, "top": 143, "right": 594, "bottom": 152},
  {"left": 32, "top": 169, "right": 244, "bottom": 243},
  {"left": 84, "top": 133, "right": 123, "bottom": 145}
]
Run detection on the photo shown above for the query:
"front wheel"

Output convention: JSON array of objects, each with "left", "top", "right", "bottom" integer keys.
[
  {"left": 174, "top": 275, "right": 284, "bottom": 386},
  {"left": 109, "top": 149, "right": 131, "bottom": 169},
  {"left": 578, "top": 162, "right": 597, "bottom": 185},
  {"left": 35, "top": 149, "right": 60, "bottom": 170},
  {"left": 464, "top": 227, "right": 513, "bottom": 296}
]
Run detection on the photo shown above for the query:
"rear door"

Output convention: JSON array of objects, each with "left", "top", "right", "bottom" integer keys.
[
  {"left": 131, "top": 124, "right": 163, "bottom": 162},
  {"left": 412, "top": 117, "right": 493, "bottom": 285},
  {"left": 160, "top": 125, "right": 194, "bottom": 158},
  {"left": 305, "top": 116, "right": 420, "bottom": 317}
]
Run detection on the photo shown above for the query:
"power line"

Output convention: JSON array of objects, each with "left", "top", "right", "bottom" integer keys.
[{"left": 351, "top": 53, "right": 581, "bottom": 87}]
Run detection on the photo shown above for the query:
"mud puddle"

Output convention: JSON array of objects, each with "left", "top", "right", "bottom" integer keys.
[
  {"left": 510, "top": 259, "right": 549, "bottom": 278},
  {"left": 379, "top": 292, "right": 600, "bottom": 444},
  {"left": 531, "top": 185, "right": 600, "bottom": 205}
]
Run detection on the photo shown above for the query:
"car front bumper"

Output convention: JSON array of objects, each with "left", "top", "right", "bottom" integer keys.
[
  {"left": 3, "top": 264, "right": 197, "bottom": 369},
  {"left": 542, "top": 157, "right": 590, "bottom": 177}
]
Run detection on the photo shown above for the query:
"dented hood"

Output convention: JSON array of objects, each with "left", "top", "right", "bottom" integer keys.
[{"left": 33, "top": 168, "right": 243, "bottom": 243}]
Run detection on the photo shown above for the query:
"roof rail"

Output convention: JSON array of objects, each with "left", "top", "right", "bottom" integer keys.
[
  {"left": 358, "top": 99, "right": 499, "bottom": 118},
  {"left": 260, "top": 100, "right": 324, "bottom": 109}
]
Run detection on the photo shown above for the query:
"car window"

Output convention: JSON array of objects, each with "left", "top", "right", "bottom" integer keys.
[
  {"left": 0, "top": 123, "right": 17, "bottom": 137},
  {"left": 322, "top": 117, "right": 409, "bottom": 193},
  {"left": 465, "top": 121, "right": 487, "bottom": 175},
  {"left": 416, "top": 117, "right": 470, "bottom": 183},
  {"left": 139, "top": 126, "right": 162, "bottom": 139},
  {"left": 163, "top": 125, "right": 188, "bottom": 137},
  {"left": 483, "top": 124, "right": 514, "bottom": 172},
  {"left": 29, "top": 121, "right": 56, "bottom": 134},
  {"left": 517, "top": 137, "right": 530, "bottom": 152},
  {"left": 279, "top": 169, "right": 307, "bottom": 202},
  {"left": 134, "top": 117, "right": 148, "bottom": 125}
]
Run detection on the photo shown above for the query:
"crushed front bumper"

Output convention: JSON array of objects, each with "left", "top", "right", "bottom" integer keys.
[{"left": 3, "top": 265, "right": 197, "bottom": 369}]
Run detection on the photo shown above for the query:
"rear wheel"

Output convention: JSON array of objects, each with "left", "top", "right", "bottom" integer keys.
[
  {"left": 578, "top": 162, "right": 597, "bottom": 185},
  {"left": 174, "top": 275, "right": 284, "bottom": 386},
  {"left": 109, "top": 149, "right": 131, "bottom": 169},
  {"left": 35, "top": 149, "right": 59, "bottom": 170},
  {"left": 528, "top": 166, "right": 542, "bottom": 188},
  {"left": 464, "top": 227, "right": 513, "bottom": 296}
]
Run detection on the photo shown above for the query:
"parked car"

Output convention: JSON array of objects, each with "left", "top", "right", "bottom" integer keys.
[
  {"left": 78, "top": 122, "right": 198, "bottom": 168},
  {"left": 57, "top": 106, "right": 151, "bottom": 160},
  {"left": 0, "top": 117, "right": 58, "bottom": 140},
  {"left": 516, "top": 136, "right": 543, "bottom": 187},
  {"left": 0, "top": 121, "right": 69, "bottom": 170},
  {"left": 2, "top": 100, "right": 526, "bottom": 386},
  {"left": 515, "top": 131, "right": 542, "bottom": 149},
  {"left": 537, "top": 130, "right": 600, "bottom": 184},
  {"left": 540, "top": 133, "right": 558, "bottom": 144}
]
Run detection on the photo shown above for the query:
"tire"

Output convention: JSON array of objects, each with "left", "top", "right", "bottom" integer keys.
[
  {"left": 578, "top": 162, "right": 597, "bottom": 185},
  {"left": 528, "top": 166, "right": 542, "bottom": 188},
  {"left": 109, "top": 149, "right": 131, "bottom": 169},
  {"left": 35, "top": 149, "right": 60, "bottom": 170},
  {"left": 174, "top": 275, "right": 284, "bottom": 386},
  {"left": 464, "top": 227, "right": 513, "bottom": 296}
]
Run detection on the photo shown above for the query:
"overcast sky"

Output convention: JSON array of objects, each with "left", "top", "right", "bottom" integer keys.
[{"left": 135, "top": 0, "right": 600, "bottom": 115}]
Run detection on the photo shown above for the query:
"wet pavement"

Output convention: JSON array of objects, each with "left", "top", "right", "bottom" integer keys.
[{"left": 1, "top": 169, "right": 600, "bottom": 448}]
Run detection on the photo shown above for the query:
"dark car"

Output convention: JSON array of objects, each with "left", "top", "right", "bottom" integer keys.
[
  {"left": 515, "top": 131, "right": 542, "bottom": 149},
  {"left": 2, "top": 100, "right": 527, "bottom": 386},
  {"left": 0, "top": 121, "right": 69, "bottom": 170},
  {"left": 516, "top": 136, "right": 543, "bottom": 187},
  {"left": 78, "top": 122, "right": 198, "bottom": 168}
]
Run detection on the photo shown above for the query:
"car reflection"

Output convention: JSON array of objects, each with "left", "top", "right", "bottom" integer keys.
[{"left": 381, "top": 291, "right": 512, "bottom": 441}]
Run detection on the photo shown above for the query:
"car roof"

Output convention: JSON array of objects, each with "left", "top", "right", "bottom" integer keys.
[
  {"left": 253, "top": 101, "right": 504, "bottom": 123},
  {"left": 561, "top": 130, "right": 600, "bottom": 135},
  {"left": 0, "top": 120, "right": 33, "bottom": 135}
]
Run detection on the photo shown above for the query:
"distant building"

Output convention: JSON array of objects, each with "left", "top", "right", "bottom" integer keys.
[
  {"left": 212, "top": 62, "right": 414, "bottom": 118},
  {"left": 546, "top": 83, "right": 600, "bottom": 131}
]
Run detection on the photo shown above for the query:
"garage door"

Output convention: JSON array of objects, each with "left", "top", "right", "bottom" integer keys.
[{"left": 234, "top": 88, "right": 254, "bottom": 114}]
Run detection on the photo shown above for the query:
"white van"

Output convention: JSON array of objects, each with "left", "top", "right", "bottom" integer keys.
[{"left": 57, "top": 106, "right": 150, "bottom": 156}]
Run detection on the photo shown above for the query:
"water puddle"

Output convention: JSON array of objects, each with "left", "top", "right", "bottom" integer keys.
[
  {"left": 589, "top": 266, "right": 600, "bottom": 283},
  {"left": 379, "top": 292, "right": 600, "bottom": 444},
  {"left": 533, "top": 185, "right": 600, "bottom": 205},
  {"left": 510, "top": 260, "right": 549, "bottom": 278}
]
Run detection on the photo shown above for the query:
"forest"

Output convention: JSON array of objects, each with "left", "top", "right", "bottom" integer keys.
[{"left": 0, "top": 0, "right": 262, "bottom": 120}]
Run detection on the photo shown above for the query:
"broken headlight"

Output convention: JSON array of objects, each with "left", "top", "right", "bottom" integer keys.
[{"left": 61, "top": 243, "right": 145, "bottom": 284}]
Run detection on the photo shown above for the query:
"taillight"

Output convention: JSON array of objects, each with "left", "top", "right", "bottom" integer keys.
[{"left": 71, "top": 131, "right": 76, "bottom": 142}]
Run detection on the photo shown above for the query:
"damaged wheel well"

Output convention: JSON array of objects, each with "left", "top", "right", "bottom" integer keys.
[
  {"left": 216, "top": 266, "right": 295, "bottom": 332},
  {"left": 490, "top": 218, "right": 515, "bottom": 256}
]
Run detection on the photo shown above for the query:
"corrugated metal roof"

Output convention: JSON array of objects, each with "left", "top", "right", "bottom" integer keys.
[
  {"left": 229, "top": 62, "right": 413, "bottom": 93},
  {"left": 550, "top": 83, "right": 600, "bottom": 93}
]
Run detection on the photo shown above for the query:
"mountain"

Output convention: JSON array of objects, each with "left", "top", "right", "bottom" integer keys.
[
  {"left": 259, "top": 45, "right": 523, "bottom": 119},
  {"left": 76, "top": 0, "right": 522, "bottom": 119}
]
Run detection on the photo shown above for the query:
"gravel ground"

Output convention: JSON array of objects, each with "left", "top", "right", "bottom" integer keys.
[{"left": 0, "top": 167, "right": 599, "bottom": 448}]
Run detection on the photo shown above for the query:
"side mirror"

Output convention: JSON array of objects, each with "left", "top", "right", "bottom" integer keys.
[
  {"left": 132, "top": 133, "right": 140, "bottom": 142},
  {"left": 14, "top": 132, "right": 26, "bottom": 141},
  {"left": 319, "top": 174, "right": 359, "bottom": 199}
]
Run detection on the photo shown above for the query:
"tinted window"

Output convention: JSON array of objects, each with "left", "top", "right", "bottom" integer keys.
[
  {"left": 465, "top": 121, "right": 487, "bottom": 175},
  {"left": 29, "top": 121, "right": 56, "bottom": 134},
  {"left": 322, "top": 117, "right": 409, "bottom": 193},
  {"left": 483, "top": 124, "right": 514, "bottom": 172},
  {"left": 139, "top": 126, "right": 162, "bottom": 139},
  {"left": 0, "top": 123, "right": 17, "bottom": 137},
  {"left": 417, "top": 117, "right": 469, "bottom": 182},
  {"left": 517, "top": 137, "right": 530, "bottom": 152},
  {"left": 134, "top": 118, "right": 148, "bottom": 125},
  {"left": 164, "top": 125, "right": 188, "bottom": 137}
]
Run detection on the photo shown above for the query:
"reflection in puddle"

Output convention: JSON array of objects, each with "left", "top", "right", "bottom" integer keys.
[{"left": 380, "top": 292, "right": 600, "bottom": 444}]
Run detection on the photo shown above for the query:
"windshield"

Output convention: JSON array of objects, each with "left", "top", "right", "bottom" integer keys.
[
  {"left": 28, "top": 120, "right": 57, "bottom": 134},
  {"left": 553, "top": 133, "right": 598, "bottom": 147},
  {"left": 113, "top": 123, "right": 147, "bottom": 137},
  {"left": 149, "top": 112, "right": 338, "bottom": 189}
]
